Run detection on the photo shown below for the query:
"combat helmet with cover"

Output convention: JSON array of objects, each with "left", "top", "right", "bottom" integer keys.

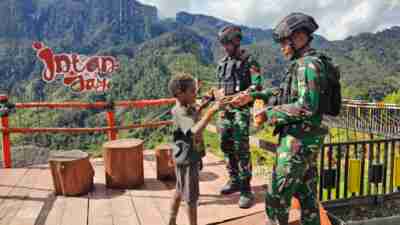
[
  {"left": 274, "top": 13, "right": 342, "bottom": 117},
  {"left": 272, "top": 12, "right": 319, "bottom": 43}
]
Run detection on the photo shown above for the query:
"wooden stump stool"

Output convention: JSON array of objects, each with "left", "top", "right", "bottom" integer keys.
[
  {"left": 155, "top": 144, "right": 176, "bottom": 180},
  {"left": 48, "top": 150, "right": 94, "bottom": 196},
  {"left": 103, "top": 139, "right": 144, "bottom": 189}
]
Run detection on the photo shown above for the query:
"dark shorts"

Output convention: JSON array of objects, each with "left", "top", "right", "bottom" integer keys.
[{"left": 175, "top": 162, "right": 199, "bottom": 207}]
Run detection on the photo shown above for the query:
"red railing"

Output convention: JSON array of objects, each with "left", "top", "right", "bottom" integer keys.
[{"left": 0, "top": 95, "right": 176, "bottom": 168}]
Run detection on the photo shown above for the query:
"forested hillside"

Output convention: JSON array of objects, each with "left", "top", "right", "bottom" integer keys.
[{"left": 1, "top": 0, "right": 399, "bottom": 150}]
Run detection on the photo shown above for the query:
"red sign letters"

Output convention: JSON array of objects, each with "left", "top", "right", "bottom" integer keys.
[{"left": 33, "top": 42, "right": 119, "bottom": 93}]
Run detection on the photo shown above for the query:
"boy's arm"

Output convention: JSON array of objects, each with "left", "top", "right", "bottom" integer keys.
[{"left": 191, "top": 103, "right": 219, "bottom": 135}]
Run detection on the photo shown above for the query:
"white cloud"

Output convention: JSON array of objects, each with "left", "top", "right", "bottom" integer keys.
[
  {"left": 140, "top": 0, "right": 192, "bottom": 17},
  {"left": 138, "top": 0, "right": 400, "bottom": 40}
]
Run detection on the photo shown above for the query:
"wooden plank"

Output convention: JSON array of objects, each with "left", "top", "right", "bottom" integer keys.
[
  {"left": 198, "top": 153, "right": 254, "bottom": 224},
  {"left": 42, "top": 195, "right": 66, "bottom": 225},
  {"left": 344, "top": 145, "right": 350, "bottom": 198},
  {"left": 360, "top": 144, "right": 367, "bottom": 196},
  {"left": 128, "top": 151, "right": 167, "bottom": 225},
  {"left": 389, "top": 141, "right": 395, "bottom": 193},
  {"left": 127, "top": 150, "right": 303, "bottom": 225},
  {"left": 0, "top": 168, "right": 28, "bottom": 207},
  {"left": 319, "top": 146, "right": 326, "bottom": 201},
  {"left": 145, "top": 154, "right": 189, "bottom": 224},
  {"left": 327, "top": 145, "right": 333, "bottom": 200},
  {"left": 60, "top": 196, "right": 88, "bottom": 225},
  {"left": 108, "top": 189, "right": 140, "bottom": 225},
  {"left": 0, "top": 168, "right": 42, "bottom": 225},
  {"left": 41, "top": 166, "right": 67, "bottom": 225},
  {"left": 368, "top": 142, "right": 374, "bottom": 195},
  {"left": 88, "top": 160, "right": 113, "bottom": 225},
  {"left": 95, "top": 158, "right": 141, "bottom": 225},
  {"left": 383, "top": 141, "right": 389, "bottom": 194},
  {"left": 336, "top": 145, "right": 342, "bottom": 199},
  {"left": 195, "top": 152, "right": 268, "bottom": 225},
  {"left": 202, "top": 152, "right": 303, "bottom": 225},
  {"left": 8, "top": 166, "right": 53, "bottom": 225},
  {"left": 38, "top": 163, "right": 92, "bottom": 225}
]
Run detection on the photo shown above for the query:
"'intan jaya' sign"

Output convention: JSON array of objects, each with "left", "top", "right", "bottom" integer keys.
[{"left": 33, "top": 42, "right": 119, "bottom": 93}]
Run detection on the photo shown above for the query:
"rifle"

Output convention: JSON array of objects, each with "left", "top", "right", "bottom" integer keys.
[{"left": 198, "top": 87, "right": 254, "bottom": 111}]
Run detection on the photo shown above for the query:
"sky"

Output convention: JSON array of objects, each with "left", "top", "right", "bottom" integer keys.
[{"left": 138, "top": 0, "right": 400, "bottom": 40}]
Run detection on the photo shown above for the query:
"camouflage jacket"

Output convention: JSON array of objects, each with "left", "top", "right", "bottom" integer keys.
[{"left": 252, "top": 49, "right": 327, "bottom": 136}]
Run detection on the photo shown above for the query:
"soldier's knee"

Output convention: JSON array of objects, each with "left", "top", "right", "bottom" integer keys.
[
  {"left": 302, "top": 212, "right": 320, "bottom": 225},
  {"left": 221, "top": 139, "right": 235, "bottom": 152}
]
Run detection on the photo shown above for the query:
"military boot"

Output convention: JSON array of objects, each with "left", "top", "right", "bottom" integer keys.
[
  {"left": 239, "top": 191, "right": 255, "bottom": 208},
  {"left": 220, "top": 180, "right": 240, "bottom": 195},
  {"left": 238, "top": 179, "right": 254, "bottom": 208},
  {"left": 266, "top": 219, "right": 280, "bottom": 225}
]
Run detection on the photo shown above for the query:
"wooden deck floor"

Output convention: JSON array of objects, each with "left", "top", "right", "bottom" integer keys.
[{"left": 0, "top": 150, "right": 278, "bottom": 225}]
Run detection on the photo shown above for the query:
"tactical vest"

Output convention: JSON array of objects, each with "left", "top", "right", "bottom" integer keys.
[
  {"left": 267, "top": 62, "right": 297, "bottom": 107},
  {"left": 279, "top": 62, "right": 297, "bottom": 105},
  {"left": 217, "top": 53, "right": 251, "bottom": 96}
]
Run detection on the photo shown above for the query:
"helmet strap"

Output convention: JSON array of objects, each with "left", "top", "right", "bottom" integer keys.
[{"left": 288, "top": 34, "right": 312, "bottom": 60}]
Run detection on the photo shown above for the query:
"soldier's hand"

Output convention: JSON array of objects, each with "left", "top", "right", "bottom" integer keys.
[
  {"left": 231, "top": 92, "right": 253, "bottom": 107},
  {"left": 213, "top": 88, "right": 225, "bottom": 100}
]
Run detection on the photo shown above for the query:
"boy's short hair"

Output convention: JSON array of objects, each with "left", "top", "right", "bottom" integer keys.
[{"left": 168, "top": 72, "right": 196, "bottom": 97}]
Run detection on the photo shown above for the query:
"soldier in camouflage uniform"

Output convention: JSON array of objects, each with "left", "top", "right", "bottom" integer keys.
[
  {"left": 216, "top": 25, "right": 263, "bottom": 208},
  {"left": 234, "top": 13, "right": 328, "bottom": 225}
]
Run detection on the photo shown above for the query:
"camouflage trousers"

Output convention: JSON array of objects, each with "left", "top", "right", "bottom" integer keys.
[
  {"left": 265, "top": 134, "right": 324, "bottom": 225},
  {"left": 219, "top": 107, "right": 252, "bottom": 194}
]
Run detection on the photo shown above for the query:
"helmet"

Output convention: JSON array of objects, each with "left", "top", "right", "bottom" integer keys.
[
  {"left": 272, "top": 12, "right": 318, "bottom": 43},
  {"left": 218, "top": 25, "right": 242, "bottom": 44}
]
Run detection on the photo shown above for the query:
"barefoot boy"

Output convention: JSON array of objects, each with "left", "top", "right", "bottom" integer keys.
[{"left": 168, "top": 72, "right": 223, "bottom": 225}]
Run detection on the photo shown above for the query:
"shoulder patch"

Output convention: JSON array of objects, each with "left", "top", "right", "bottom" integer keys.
[
  {"left": 308, "top": 61, "right": 321, "bottom": 74},
  {"left": 303, "top": 56, "right": 322, "bottom": 74}
]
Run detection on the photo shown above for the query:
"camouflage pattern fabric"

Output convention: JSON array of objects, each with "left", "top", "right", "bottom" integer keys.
[
  {"left": 255, "top": 49, "right": 327, "bottom": 225},
  {"left": 265, "top": 134, "right": 323, "bottom": 225},
  {"left": 219, "top": 107, "right": 252, "bottom": 192},
  {"left": 218, "top": 53, "right": 263, "bottom": 195}
]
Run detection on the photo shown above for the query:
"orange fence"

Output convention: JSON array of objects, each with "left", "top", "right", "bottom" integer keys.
[{"left": 0, "top": 95, "right": 176, "bottom": 168}]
